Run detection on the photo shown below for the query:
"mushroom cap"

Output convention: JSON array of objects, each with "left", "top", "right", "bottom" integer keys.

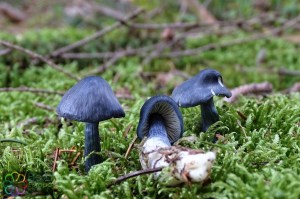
[
  {"left": 57, "top": 76, "right": 125, "bottom": 123},
  {"left": 171, "top": 69, "right": 232, "bottom": 107},
  {"left": 137, "top": 95, "right": 183, "bottom": 144}
]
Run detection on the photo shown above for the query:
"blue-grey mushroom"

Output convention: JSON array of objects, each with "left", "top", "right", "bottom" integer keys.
[
  {"left": 171, "top": 69, "right": 231, "bottom": 132},
  {"left": 57, "top": 76, "right": 125, "bottom": 172},
  {"left": 137, "top": 95, "right": 183, "bottom": 148}
]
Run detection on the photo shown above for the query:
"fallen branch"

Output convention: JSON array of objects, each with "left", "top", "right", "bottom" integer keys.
[
  {"left": 108, "top": 167, "right": 163, "bottom": 187},
  {"left": 0, "top": 87, "right": 64, "bottom": 95},
  {"left": 34, "top": 102, "right": 56, "bottom": 111},
  {"left": 17, "top": 117, "right": 39, "bottom": 128},
  {"left": 50, "top": 8, "right": 144, "bottom": 57},
  {"left": 278, "top": 68, "right": 300, "bottom": 76},
  {"left": 224, "top": 82, "right": 273, "bottom": 103},
  {"left": 0, "top": 2, "right": 26, "bottom": 23},
  {"left": 61, "top": 44, "right": 157, "bottom": 59},
  {"left": 0, "top": 48, "right": 12, "bottom": 56},
  {"left": 0, "top": 40, "right": 79, "bottom": 80},
  {"left": 125, "top": 135, "right": 137, "bottom": 159},
  {"left": 282, "top": 82, "right": 300, "bottom": 94}
]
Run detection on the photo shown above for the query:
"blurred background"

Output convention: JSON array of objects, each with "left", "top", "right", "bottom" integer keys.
[{"left": 1, "top": 0, "right": 300, "bottom": 94}]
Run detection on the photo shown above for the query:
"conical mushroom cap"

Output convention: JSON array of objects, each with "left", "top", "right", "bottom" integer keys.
[
  {"left": 171, "top": 69, "right": 232, "bottom": 107},
  {"left": 57, "top": 76, "right": 125, "bottom": 123},
  {"left": 137, "top": 95, "right": 183, "bottom": 144}
]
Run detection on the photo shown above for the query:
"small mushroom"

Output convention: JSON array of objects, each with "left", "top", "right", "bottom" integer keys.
[
  {"left": 171, "top": 69, "right": 232, "bottom": 132},
  {"left": 57, "top": 76, "right": 125, "bottom": 172}
]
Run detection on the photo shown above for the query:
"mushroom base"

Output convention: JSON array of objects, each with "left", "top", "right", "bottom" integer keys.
[{"left": 139, "top": 143, "right": 216, "bottom": 186}]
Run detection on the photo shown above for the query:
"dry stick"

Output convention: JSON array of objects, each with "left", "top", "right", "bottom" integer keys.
[
  {"left": 0, "top": 87, "right": 64, "bottom": 95},
  {"left": 70, "top": 152, "right": 81, "bottom": 166},
  {"left": 278, "top": 68, "right": 300, "bottom": 76},
  {"left": 50, "top": 8, "right": 144, "bottom": 57},
  {"left": 61, "top": 44, "right": 158, "bottom": 59},
  {"left": 52, "top": 148, "right": 60, "bottom": 172},
  {"left": 0, "top": 40, "right": 79, "bottom": 81},
  {"left": 160, "top": 14, "right": 300, "bottom": 58},
  {"left": 82, "top": 52, "right": 127, "bottom": 76},
  {"left": 34, "top": 102, "right": 56, "bottom": 111},
  {"left": 108, "top": 167, "right": 163, "bottom": 187},
  {"left": 125, "top": 136, "right": 137, "bottom": 159},
  {"left": 0, "top": 48, "right": 12, "bottom": 56},
  {"left": 17, "top": 117, "right": 39, "bottom": 128},
  {"left": 224, "top": 82, "right": 273, "bottom": 103},
  {"left": 282, "top": 82, "right": 300, "bottom": 94}
]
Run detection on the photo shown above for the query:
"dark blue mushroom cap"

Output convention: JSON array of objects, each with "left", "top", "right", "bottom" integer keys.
[
  {"left": 57, "top": 76, "right": 125, "bottom": 123},
  {"left": 171, "top": 69, "right": 232, "bottom": 107},
  {"left": 137, "top": 95, "right": 183, "bottom": 144}
]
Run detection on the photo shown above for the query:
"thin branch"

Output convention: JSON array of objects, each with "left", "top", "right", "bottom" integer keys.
[
  {"left": 125, "top": 136, "right": 137, "bottom": 159},
  {"left": 108, "top": 167, "right": 163, "bottom": 187},
  {"left": 0, "top": 87, "right": 64, "bottom": 95},
  {"left": 224, "top": 82, "right": 273, "bottom": 103},
  {"left": 61, "top": 44, "right": 157, "bottom": 59},
  {"left": 0, "top": 48, "right": 12, "bottom": 56},
  {"left": 278, "top": 68, "right": 300, "bottom": 76},
  {"left": 17, "top": 117, "right": 39, "bottom": 128},
  {"left": 34, "top": 102, "right": 56, "bottom": 111},
  {"left": 50, "top": 8, "right": 144, "bottom": 57},
  {"left": 0, "top": 40, "right": 79, "bottom": 80},
  {"left": 282, "top": 82, "right": 300, "bottom": 94}
]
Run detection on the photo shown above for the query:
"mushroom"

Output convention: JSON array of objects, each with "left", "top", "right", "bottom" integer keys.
[
  {"left": 137, "top": 95, "right": 183, "bottom": 169},
  {"left": 57, "top": 76, "right": 125, "bottom": 172},
  {"left": 171, "top": 68, "right": 232, "bottom": 132},
  {"left": 137, "top": 95, "right": 216, "bottom": 185}
]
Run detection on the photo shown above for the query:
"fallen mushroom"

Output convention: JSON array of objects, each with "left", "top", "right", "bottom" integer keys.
[
  {"left": 171, "top": 69, "right": 232, "bottom": 132},
  {"left": 57, "top": 76, "right": 125, "bottom": 172},
  {"left": 138, "top": 95, "right": 216, "bottom": 185}
]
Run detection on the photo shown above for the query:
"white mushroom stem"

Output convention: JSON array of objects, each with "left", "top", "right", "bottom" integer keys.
[{"left": 139, "top": 142, "right": 216, "bottom": 186}]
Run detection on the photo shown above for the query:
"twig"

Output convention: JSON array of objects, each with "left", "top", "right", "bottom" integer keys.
[
  {"left": 125, "top": 136, "right": 137, "bottom": 159},
  {"left": 0, "top": 40, "right": 79, "bottom": 80},
  {"left": 0, "top": 2, "right": 26, "bottom": 23},
  {"left": 17, "top": 117, "right": 39, "bottom": 128},
  {"left": 70, "top": 152, "right": 81, "bottom": 166},
  {"left": 0, "top": 48, "right": 12, "bottom": 56},
  {"left": 160, "top": 14, "right": 300, "bottom": 58},
  {"left": 50, "top": 8, "right": 144, "bottom": 57},
  {"left": 0, "top": 87, "right": 64, "bottom": 95},
  {"left": 224, "top": 82, "right": 273, "bottom": 103},
  {"left": 282, "top": 82, "right": 300, "bottom": 94},
  {"left": 278, "top": 68, "right": 300, "bottom": 76},
  {"left": 82, "top": 52, "right": 126, "bottom": 76},
  {"left": 61, "top": 44, "right": 157, "bottom": 59},
  {"left": 52, "top": 148, "right": 60, "bottom": 172},
  {"left": 108, "top": 167, "right": 163, "bottom": 187},
  {"left": 34, "top": 102, "right": 56, "bottom": 111}
]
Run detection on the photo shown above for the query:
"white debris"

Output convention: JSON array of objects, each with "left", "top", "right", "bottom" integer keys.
[{"left": 139, "top": 139, "right": 216, "bottom": 185}]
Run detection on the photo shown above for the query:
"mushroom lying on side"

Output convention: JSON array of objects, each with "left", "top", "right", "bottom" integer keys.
[
  {"left": 57, "top": 76, "right": 125, "bottom": 172},
  {"left": 171, "top": 69, "right": 232, "bottom": 132},
  {"left": 138, "top": 95, "right": 216, "bottom": 185}
]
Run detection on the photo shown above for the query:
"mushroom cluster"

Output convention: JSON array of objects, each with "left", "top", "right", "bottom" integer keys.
[{"left": 56, "top": 68, "right": 230, "bottom": 185}]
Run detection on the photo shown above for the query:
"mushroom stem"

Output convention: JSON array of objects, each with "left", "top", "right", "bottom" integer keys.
[
  {"left": 147, "top": 114, "right": 171, "bottom": 146},
  {"left": 84, "top": 122, "right": 101, "bottom": 172},
  {"left": 200, "top": 98, "right": 219, "bottom": 132}
]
